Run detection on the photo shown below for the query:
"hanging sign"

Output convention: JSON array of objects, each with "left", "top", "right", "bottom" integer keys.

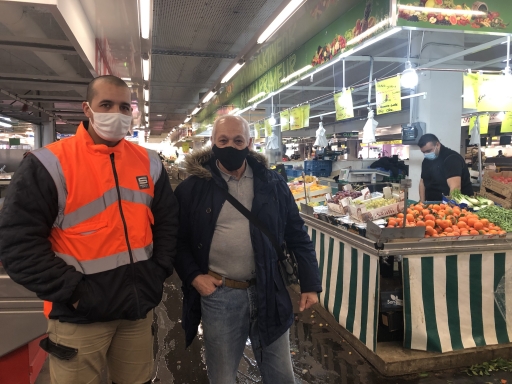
[
  {"left": 280, "top": 110, "right": 290, "bottom": 131},
  {"left": 501, "top": 112, "right": 512, "bottom": 133},
  {"left": 182, "top": 142, "right": 190, "bottom": 153},
  {"left": 463, "top": 73, "right": 479, "bottom": 110},
  {"left": 251, "top": 124, "right": 260, "bottom": 139},
  {"left": 469, "top": 115, "right": 490, "bottom": 135},
  {"left": 254, "top": 122, "right": 264, "bottom": 138},
  {"left": 376, "top": 75, "right": 402, "bottom": 115},
  {"left": 301, "top": 104, "right": 310, "bottom": 128},
  {"left": 477, "top": 74, "right": 512, "bottom": 112},
  {"left": 334, "top": 88, "right": 354, "bottom": 121},
  {"left": 264, "top": 119, "right": 272, "bottom": 136},
  {"left": 290, "top": 107, "right": 303, "bottom": 130}
]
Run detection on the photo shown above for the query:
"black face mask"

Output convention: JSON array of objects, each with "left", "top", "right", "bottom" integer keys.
[{"left": 212, "top": 145, "right": 249, "bottom": 171}]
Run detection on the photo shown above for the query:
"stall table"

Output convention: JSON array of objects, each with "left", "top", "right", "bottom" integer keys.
[{"left": 302, "top": 212, "right": 512, "bottom": 355}]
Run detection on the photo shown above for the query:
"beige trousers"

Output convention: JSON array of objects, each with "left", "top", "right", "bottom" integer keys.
[{"left": 47, "top": 310, "right": 154, "bottom": 384}]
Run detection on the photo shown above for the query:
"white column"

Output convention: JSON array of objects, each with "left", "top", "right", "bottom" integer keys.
[
  {"left": 42, "top": 119, "right": 56, "bottom": 147},
  {"left": 408, "top": 33, "right": 464, "bottom": 201}
]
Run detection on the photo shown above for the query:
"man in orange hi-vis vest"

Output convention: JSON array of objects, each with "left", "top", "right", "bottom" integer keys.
[{"left": 0, "top": 76, "right": 179, "bottom": 384}]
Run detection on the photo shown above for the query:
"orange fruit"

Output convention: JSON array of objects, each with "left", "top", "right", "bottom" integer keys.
[
  {"left": 468, "top": 218, "right": 477, "bottom": 227},
  {"left": 416, "top": 221, "right": 426, "bottom": 227},
  {"left": 458, "top": 217, "right": 468, "bottom": 223},
  {"left": 470, "top": 230, "right": 479, "bottom": 235},
  {"left": 424, "top": 214, "right": 435, "bottom": 221},
  {"left": 432, "top": 233, "right": 440, "bottom": 238},
  {"left": 445, "top": 227, "right": 454, "bottom": 233},
  {"left": 480, "top": 219, "right": 489, "bottom": 227},
  {"left": 406, "top": 214, "right": 415, "bottom": 222},
  {"left": 397, "top": 213, "right": 404, "bottom": 219},
  {"left": 474, "top": 222, "right": 484, "bottom": 230}
]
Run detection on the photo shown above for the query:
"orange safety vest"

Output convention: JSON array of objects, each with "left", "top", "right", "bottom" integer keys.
[{"left": 32, "top": 123, "right": 162, "bottom": 317}]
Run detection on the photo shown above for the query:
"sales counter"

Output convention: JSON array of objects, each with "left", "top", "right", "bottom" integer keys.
[{"left": 301, "top": 211, "right": 512, "bottom": 355}]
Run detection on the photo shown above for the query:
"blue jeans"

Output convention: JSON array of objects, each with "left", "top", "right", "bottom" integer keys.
[{"left": 200, "top": 285, "right": 296, "bottom": 384}]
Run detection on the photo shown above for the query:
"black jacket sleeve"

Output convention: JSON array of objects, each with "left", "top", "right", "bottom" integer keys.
[
  {"left": 0, "top": 154, "right": 83, "bottom": 304},
  {"left": 150, "top": 164, "right": 179, "bottom": 277},
  {"left": 173, "top": 179, "right": 202, "bottom": 287}
]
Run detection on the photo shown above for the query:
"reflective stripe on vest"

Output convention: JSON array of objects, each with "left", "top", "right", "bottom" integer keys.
[
  {"left": 59, "top": 187, "right": 152, "bottom": 230},
  {"left": 145, "top": 148, "right": 163, "bottom": 185},
  {"left": 32, "top": 148, "right": 67, "bottom": 228},
  {"left": 55, "top": 244, "right": 153, "bottom": 275}
]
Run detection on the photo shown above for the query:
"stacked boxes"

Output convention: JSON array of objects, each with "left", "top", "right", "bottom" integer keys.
[{"left": 480, "top": 171, "right": 512, "bottom": 209}]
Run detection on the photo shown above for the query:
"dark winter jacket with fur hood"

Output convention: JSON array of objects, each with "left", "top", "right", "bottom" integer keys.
[{"left": 174, "top": 148, "right": 322, "bottom": 347}]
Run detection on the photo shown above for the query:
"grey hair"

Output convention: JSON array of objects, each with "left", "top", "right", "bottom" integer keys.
[{"left": 211, "top": 115, "right": 251, "bottom": 141}]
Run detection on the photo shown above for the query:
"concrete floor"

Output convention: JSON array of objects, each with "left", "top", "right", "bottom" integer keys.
[{"left": 35, "top": 273, "right": 512, "bottom": 384}]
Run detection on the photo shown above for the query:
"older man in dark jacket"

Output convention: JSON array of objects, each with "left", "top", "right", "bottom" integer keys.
[{"left": 174, "top": 115, "right": 321, "bottom": 384}]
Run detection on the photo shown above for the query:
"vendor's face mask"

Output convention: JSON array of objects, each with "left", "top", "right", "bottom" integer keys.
[
  {"left": 212, "top": 145, "right": 249, "bottom": 171},
  {"left": 423, "top": 144, "right": 439, "bottom": 160}
]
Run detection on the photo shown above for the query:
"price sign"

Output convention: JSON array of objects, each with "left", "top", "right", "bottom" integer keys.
[
  {"left": 334, "top": 88, "right": 354, "bottom": 121},
  {"left": 376, "top": 75, "right": 402, "bottom": 115}
]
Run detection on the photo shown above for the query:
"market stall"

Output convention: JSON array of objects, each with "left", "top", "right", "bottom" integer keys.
[{"left": 301, "top": 203, "right": 512, "bottom": 354}]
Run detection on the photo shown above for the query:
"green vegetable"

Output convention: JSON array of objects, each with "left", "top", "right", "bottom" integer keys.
[{"left": 476, "top": 205, "right": 512, "bottom": 232}]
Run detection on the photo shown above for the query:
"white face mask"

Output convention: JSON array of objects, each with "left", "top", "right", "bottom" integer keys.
[{"left": 87, "top": 103, "right": 132, "bottom": 142}]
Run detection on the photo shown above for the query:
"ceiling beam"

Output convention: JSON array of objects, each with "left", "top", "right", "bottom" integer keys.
[
  {"left": 472, "top": 56, "right": 508, "bottom": 70},
  {"left": 22, "top": 95, "right": 84, "bottom": 102},
  {"left": 152, "top": 48, "right": 236, "bottom": 59},
  {"left": 0, "top": 73, "right": 90, "bottom": 86},
  {"left": 151, "top": 81, "right": 214, "bottom": 88},
  {"left": 0, "top": 36, "right": 77, "bottom": 54},
  {"left": 422, "top": 36, "right": 508, "bottom": 68}
]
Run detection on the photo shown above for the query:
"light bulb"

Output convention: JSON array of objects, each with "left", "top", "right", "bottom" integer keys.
[
  {"left": 269, "top": 114, "right": 276, "bottom": 125},
  {"left": 401, "top": 62, "right": 418, "bottom": 89}
]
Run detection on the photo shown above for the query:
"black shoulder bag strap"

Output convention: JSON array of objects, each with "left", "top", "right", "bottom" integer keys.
[{"left": 215, "top": 185, "right": 285, "bottom": 260}]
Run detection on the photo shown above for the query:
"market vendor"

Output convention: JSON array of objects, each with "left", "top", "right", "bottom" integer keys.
[{"left": 418, "top": 134, "right": 473, "bottom": 201}]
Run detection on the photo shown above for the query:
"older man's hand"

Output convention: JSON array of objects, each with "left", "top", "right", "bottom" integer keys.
[
  {"left": 192, "top": 274, "right": 223, "bottom": 297},
  {"left": 299, "top": 292, "right": 318, "bottom": 312}
]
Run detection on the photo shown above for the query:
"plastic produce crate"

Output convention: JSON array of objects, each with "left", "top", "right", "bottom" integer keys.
[{"left": 304, "top": 160, "right": 332, "bottom": 175}]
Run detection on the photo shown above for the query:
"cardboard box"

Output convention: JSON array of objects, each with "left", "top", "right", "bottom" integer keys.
[
  {"left": 481, "top": 171, "right": 512, "bottom": 199},
  {"left": 478, "top": 190, "right": 512, "bottom": 209},
  {"left": 348, "top": 193, "right": 404, "bottom": 222}
]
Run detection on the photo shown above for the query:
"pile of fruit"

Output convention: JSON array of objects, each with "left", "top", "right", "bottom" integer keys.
[
  {"left": 356, "top": 197, "right": 397, "bottom": 210},
  {"left": 327, "top": 190, "right": 362, "bottom": 204},
  {"left": 386, "top": 202, "right": 506, "bottom": 238},
  {"left": 491, "top": 175, "right": 512, "bottom": 184}
]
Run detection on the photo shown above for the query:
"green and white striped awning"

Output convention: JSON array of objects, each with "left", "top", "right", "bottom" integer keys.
[
  {"left": 403, "top": 253, "right": 511, "bottom": 352},
  {"left": 307, "top": 226, "right": 380, "bottom": 352}
]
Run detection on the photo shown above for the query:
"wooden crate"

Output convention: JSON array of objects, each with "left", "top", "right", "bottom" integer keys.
[
  {"left": 479, "top": 190, "right": 512, "bottom": 209},
  {"left": 481, "top": 171, "right": 512, "bottom": 199}
]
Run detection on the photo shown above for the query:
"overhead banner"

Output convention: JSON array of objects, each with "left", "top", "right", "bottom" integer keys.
[
  {"left": 280, "top": 110, "right": 290, "bottom": 131},
  {"left": 334, "top": 89, "right": 354, "bottom": 121},
  {"left": 469, "top": 115, "right": 490, "bottom": 136},
  {"left": 397, "top": 0, "right": 511, "bottom": 34},
  {"left": 376, "top": 75, "right": 401, "bottom": 115},
  {"left": 501, "top": 112, "right": 512, "bottom": 133}
]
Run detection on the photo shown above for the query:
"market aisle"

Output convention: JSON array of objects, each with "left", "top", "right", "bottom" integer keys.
[{"left": 35, "top": 271, "right": 512, "bottom": 384}]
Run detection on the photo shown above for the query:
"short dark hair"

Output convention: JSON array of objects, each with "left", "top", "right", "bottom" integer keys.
[
  {"left": 418, "top": 134, "right": 439, "bottom": 148},
  {"left": 86, "top": 75, "right": 129, "bottom": 104}
]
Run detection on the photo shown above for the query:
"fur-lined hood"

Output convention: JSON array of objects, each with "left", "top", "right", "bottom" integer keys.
[{"left": 184, "top": 146, "right": 269, "bottom": 180}]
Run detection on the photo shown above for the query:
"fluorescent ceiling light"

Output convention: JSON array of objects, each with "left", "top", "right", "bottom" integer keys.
[
  {"left": 143, "top": 58, "right": 150, "bottom": 81},
  {"left": 144, "top": 105, "right": 149, "bottom": 114},
  {"left": 398, "top": 5, "right": 486, "bottom": 16},
  {"left": 347, "top": 19, "right": 390, "bottom": 46},
  {"left": 184, "top": 116, "right": 191, "bottom": 123},
  {"left": 144, "top": 89, "right": 149, "bottom": 101},
  {"left": 203, "top": 90, "right": 216, "bottom": 103},
  {"left": 257, "top": 0, "right": 306, "bottom": 44},
  {"left": 139, "top": 0, "right": 150, "bottom": 39},
  {"left": 157, "top": 114, "right": 162, "bottom": 117},
  {"left": 222, "top": 59, "right": 245, "bottom": 83},
  {"left": 0, "top": 121, "right": 12, "bottom": 128},
  {"left": 0, "top": 116, "right": 11, "bottom": 121},
  {"left": 281, "top": 65, "right": 312, "bottom": 83},
  {"left": 191, "top": 106, "right": 201, "bottom": 115},
  {"left": 247, "top": 92, "right": 266, "bottom": 103}
]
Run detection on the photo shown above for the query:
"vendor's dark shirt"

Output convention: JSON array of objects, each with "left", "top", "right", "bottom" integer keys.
[{"left": 421, "top": 145, "right": 473, "bottom": 201}]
